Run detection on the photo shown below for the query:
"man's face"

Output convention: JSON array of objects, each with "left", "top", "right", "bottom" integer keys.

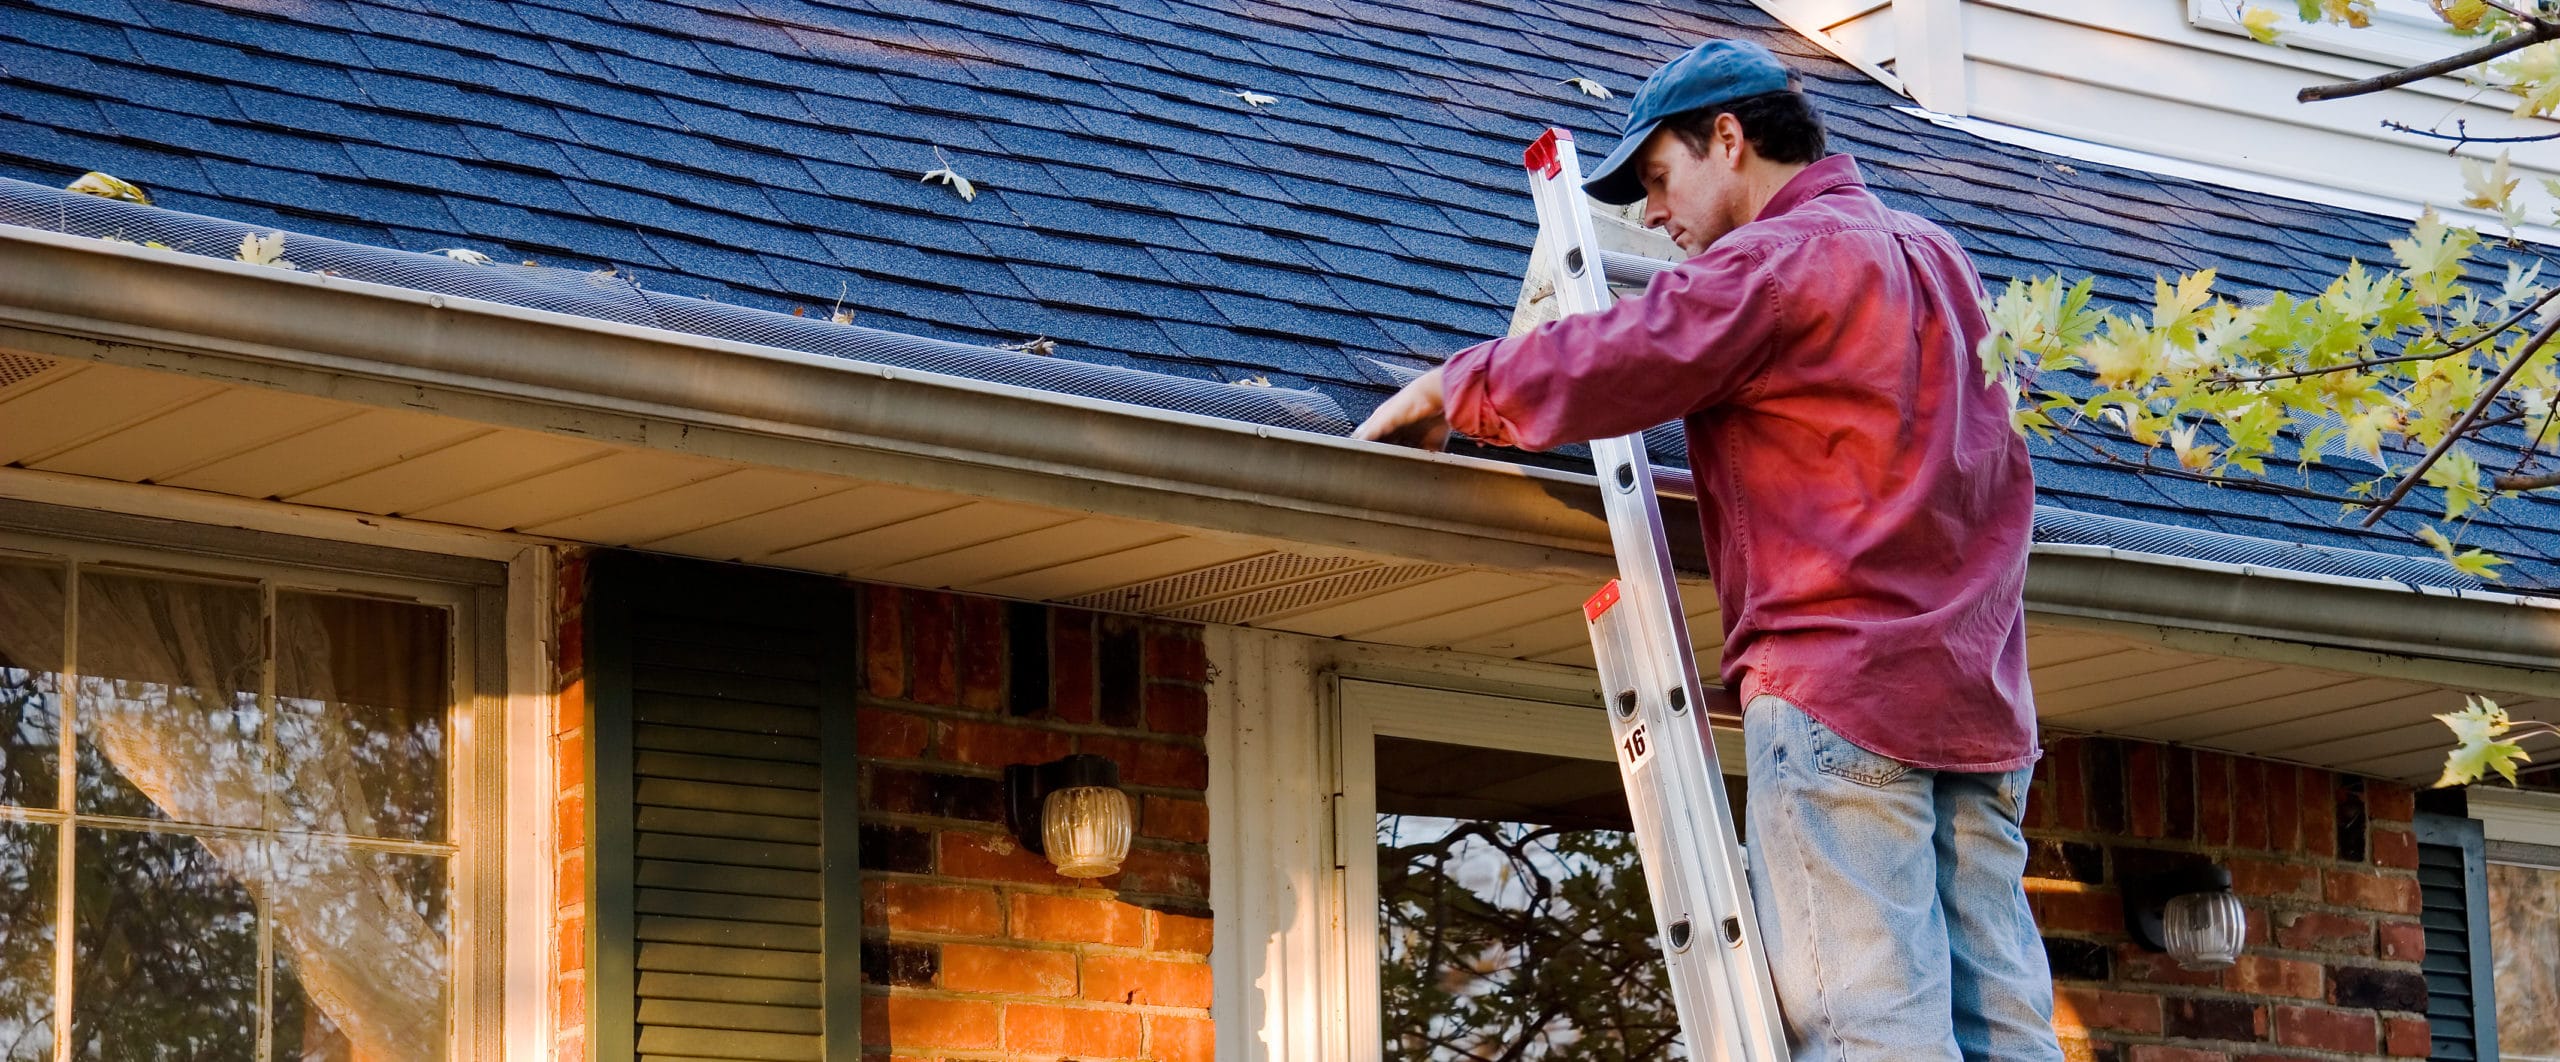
[{"left": 1635, "top": 119, "right": 1742, "bottom": 257}]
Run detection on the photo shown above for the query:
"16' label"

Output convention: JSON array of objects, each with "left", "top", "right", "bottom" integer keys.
[{"left": 1620, "top": 723, "right": 1654, "bottom": 770}]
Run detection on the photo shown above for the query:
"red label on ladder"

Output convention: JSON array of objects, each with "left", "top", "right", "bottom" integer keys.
[
  {"left": 1583, "top": 579, "right": 1621, "bottom": 622},
  {"left": 1524, "top": 127, "right": 1573, "bottom": 178}
]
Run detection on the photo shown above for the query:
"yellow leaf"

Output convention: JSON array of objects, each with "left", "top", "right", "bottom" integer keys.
[
  {"left": 235, "top": 231, "right": 294, "bottom": 269},
  {"left": 2242, "top": 5, "right": 2285, "bottom": 42},
  {"left": 66, "top": 171, "right": 149, "bottom": 204},
  {"left": 2431, "top": 0, "right": 2488, "bottom": 31},
  {"left": 2434, "top": 695, "right": 2530, "bottom": 786}
]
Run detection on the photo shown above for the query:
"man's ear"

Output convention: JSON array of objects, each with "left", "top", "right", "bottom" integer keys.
[{"left": 1716, "top": 112, "right": 1750, "bottom": 171}]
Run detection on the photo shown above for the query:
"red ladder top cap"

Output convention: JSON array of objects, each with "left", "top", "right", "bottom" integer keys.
[{"left": 1525, "top": 127, "right": 1573, "bottom": 178}]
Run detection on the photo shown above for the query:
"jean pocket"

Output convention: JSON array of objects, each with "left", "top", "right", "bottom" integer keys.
[{"left": 1813, "top": 728, "right": 1912, "bottom": 788}]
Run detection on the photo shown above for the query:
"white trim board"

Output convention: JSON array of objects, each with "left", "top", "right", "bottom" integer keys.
[{"left": 2470, "top": 785, "right": 2560, "bottom": 848}]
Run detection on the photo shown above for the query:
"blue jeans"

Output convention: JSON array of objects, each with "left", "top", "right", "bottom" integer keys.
[{"left": 1742, "top": 696, "right": 2062, "bottom": 1062}]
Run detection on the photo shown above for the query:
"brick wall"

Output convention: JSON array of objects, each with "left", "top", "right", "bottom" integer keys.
[
  {"left": 2027, "top": 737, "right": 2428, "bottom": 1062},
  {"left": 857, "top": 585, "right": 1215, "bottom": 1061},
  {"left": 552, "top": 549, "right": 591, "bottom": 1062}
]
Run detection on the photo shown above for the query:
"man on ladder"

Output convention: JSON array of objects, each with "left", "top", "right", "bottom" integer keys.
[{"left": 1355, "top": 38, "right": 2063, "bottom": 1062}]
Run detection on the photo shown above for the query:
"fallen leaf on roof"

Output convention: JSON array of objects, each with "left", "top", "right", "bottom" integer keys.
[
  {"left": 1236, "top": 375, "right": 1272, "bottom": 387},
  {"left": 67, "top": 171, "right": 149, "bottom": 204},
  {"left": 1559, "top": 76, "right": 1613, "bottom": 100},
  {"left": 921, "top": 146, "right": 977, "bottom": 202},
  {"left": 431, "top": 247, "right": 494, "bottom": 265},
  {"left": 1230, "top": 89, "right": 1279, "bottom": 107},
  {"left": 236, "top": 231, "right": 294, "bottom": 270},
  {"left": 997, "top": 336, "right": 1057, "bottom": 356}
]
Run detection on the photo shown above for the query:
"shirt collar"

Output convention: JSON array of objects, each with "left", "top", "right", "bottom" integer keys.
[{"left": 1754, "top": 154, "right": 1863, "bottom": 223}]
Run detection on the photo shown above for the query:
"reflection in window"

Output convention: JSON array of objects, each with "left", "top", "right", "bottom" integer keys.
[
  {"left": 2490, "top": 856, "right": 2560, "bottom": 1062},
  {"left": 0, "top": 557, "right": 453, "bottom": 1061},
  {"left": 1375, "top": 736, "right": 1705, "bottom": 1061}
]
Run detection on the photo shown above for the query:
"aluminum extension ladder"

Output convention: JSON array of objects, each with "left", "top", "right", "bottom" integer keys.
[{"left": 1519, "top": 127, "right": 1792, "bottom": 1062}]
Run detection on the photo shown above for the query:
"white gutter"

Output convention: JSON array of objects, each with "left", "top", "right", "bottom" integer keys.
[{"left": 2, "top": 225, "right": 2556, "bottom": 669}]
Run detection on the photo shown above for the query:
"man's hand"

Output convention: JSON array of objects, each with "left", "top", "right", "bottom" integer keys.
[{"left": 1354, "top": 367, "right": 1452, "bottom": 450}]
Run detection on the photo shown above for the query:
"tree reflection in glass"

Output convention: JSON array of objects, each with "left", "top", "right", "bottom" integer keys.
[
  {"left": 269, "top": 842, "right": 449, "bottom": 1061},
  {"left": 0, "top": 561, "right": 62, "bottom": 810},
  {"left": 72, "top": 828, "right": 258, "bottom": 1062},
  {"left": 0, "top": 823, "right": 54, "bottom": 1062},
  {"left": 274, "top": 592, "right": 446, "bottom": 843},
  {"left": 74, "top": 572, "right": 264, "bottom": 827}
]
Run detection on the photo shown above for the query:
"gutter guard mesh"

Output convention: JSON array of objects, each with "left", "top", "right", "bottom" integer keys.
[
  {"left": 0, "top": 178, "right": 1353, "bottom": 435},
  {"left": 2031, "top": 504, "right": 2482, "bottom": 591}
]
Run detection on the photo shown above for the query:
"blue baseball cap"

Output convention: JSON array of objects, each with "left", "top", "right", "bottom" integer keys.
[{"left": 1583, "top": 39, "right": 1795, "bottom": 205}]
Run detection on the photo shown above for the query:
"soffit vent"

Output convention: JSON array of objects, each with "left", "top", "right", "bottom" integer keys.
[
  {"left": 0, "top": 352, "right": 54, "bottom": 394},
  {"left": 1067, "top": 551, "right": 1456, "bottom": 626}
]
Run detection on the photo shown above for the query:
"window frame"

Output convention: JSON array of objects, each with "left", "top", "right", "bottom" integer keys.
[
  {"left": 1330, "top": 678, "right": 1745, "bottom": 1062},
  {"left": 2470, "top": 787, "right": 2560, "bottom": 1062},
  {"left": 0, "top": 509, "right": 510, "bottom": 1062}
]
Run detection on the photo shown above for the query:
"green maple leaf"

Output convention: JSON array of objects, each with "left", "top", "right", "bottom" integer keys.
[
  {"left": 2435, "top": 696, "right": 2530, "bottom": 787},
  {"left": 2496, "top": 42, "right": 2560, "bottom": 117}
]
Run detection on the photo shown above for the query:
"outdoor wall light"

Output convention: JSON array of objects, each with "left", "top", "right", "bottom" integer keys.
[
  {"left": 1005, "top": 754, "right": 1132, "bottom": 879},
  {"left": 2124, "top": 862, "right": 2248, "bottom": 971}
]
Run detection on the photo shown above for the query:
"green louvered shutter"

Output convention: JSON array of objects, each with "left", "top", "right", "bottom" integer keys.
[
  {"left": 2414, "top": 812, "right": 2500, "bottom": 1062},
  {"left": 589, "top": 554, "right": 861, "bottom": 1062}
]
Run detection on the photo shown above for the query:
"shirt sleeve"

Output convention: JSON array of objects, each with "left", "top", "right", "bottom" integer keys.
[{"left": 1441, "top": 240, "right": 1785, "bottom": 452}]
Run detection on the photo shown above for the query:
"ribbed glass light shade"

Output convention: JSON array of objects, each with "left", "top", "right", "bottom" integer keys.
[
  {"left": 1042, "top": 785, "right": 1133, "bottom": 879},
  {"left": 2162, "top": 889, "right": 2248, "bottom": 971}
]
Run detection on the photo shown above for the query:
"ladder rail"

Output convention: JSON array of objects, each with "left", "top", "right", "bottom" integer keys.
[{"left": 1522, "top": 127, "right": 1792, "bottom": 1062}]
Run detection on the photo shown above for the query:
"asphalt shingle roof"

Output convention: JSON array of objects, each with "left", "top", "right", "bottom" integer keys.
[{"left": 5, "top": 0, "right": 2560, "bottom": 587}]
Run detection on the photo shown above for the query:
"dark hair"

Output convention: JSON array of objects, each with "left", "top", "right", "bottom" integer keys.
[{"left": 1662, "top": 89, "right": 1828, "bottom": 165}]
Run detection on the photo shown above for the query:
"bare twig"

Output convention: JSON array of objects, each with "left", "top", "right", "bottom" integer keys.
[
  {"left": 2382, "top": 117, "right": 2560, "bottom": 151},
  {"left": 2362, "top": 310, "right": 2560, "bottom": 525},
  {"left": 2047, "top": 420, "right": 2377, "bottom": 506},
  {"left": 2494, "top": 468, "right": 2560, "bottom": 489},
  {"left": 2299, "top": 22, "right": 2560, "bottom": 103},
  {"left": 2217, "top": 284, "right": 2560, "bottom": 384}
]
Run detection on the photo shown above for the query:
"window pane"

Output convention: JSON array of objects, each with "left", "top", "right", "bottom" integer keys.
[
  {"left": 269, "top": 842, "right": 449, "bottom": 1060},
  {"left": 0, "top": 822, "right": 54, "bottom": 1061},
  {"left": 75, "top": 572, "right": 264, "bottom": 827},
  {"left": 2489, "top": 860, "right": 2560, "bottom": 1062},
  {"left": 0, "top": 560, "right": 64, "bottom": 809},
  {"left": 72, "top": 828, "right": 259, "bottom": 1062},
  {"left": 274, "top": 593, "right": 449, "bottom": 842},
  {"left": 1375, "top": 737, "right": 1684, "bottom": 1061}
]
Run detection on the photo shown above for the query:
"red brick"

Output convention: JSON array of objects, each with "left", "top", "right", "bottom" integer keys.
[
  {"left": 555, "top": 848, "right": 585, "bottom": 910},
  {"left": 1151, "top": 1014, "right": 1215, "bottom": 1062},
  {"left": 556, "top": 605, "right": 586, "bottom": 677},
  {"left": 941, "top": 943, "right": 1078, "bottom": 997},
  {"left": 1146, "top": 682, "right": 1210, "bottom": 736},
  {"left": 554, "top": 972, "right": 586, "bottom": 1028},
  {"left": 939, "top": 830, "right": 1063, "bottom": 885},
  {"left": 2377, "top": 919, "right": 2427, "bottom": 961},
  {"left": 865, "top": 995, "right": 1001, "bottom": 1050},
  {"left": 2053, "top": 986, "right": 2163, "bottom": 1035},
  {"left": 909, "top": 592, "right": 958, "bottom": 707},
  {"left": 2130, "top": 1047, "right": 2227, "bottom": 1062},
  {"left": 1143, "top": 624, "right": 1209, "bottom": 683},
  {"left": 2051, "top": 738, "right": 2089, "bottom": 831},
  {"left": 2235, "top": 758, "right": 2270, "bottom": 849},
  {"left": 1107, "top": 845, "right": 1210, "bottom": 899},
  {"left": 556, "top": 551, "right": 589, "bottom": 613},
  {"left": 554, "top": 727, "right": 585, "bottom": 790},
  {"left": 555, "top": 787, "right": 585, "bottom": 847},
  {"left": 2226, "top": 954, "right": 2324, "bottom": 999},
  {"left": 2230, "top": 857, "right": 2321, "bottom": 899},
  {"left": 2057, "top": 1037, "right": 2100, "bottom": 1062},
  {"left": 2325, "top": 869, "right": 2422, "bottom": 915},
  {"left": 2267, "top": 763, "right": 2303, "bottom": 852},
  {"left": 1005, "top": 1003, "right": 1144, "bottom": 1058},
  {"left": 2367, "top": 782, "right": 2414, "bottom": 824},
  {"left": 2127, "top": 742, "right": 2166, "bottom": 839},
  {"left": 2385, "top": 1015, "right": 2431, "bottom": 1057},
  {"left": 1150, "top": 910, "right": 1214, "bottom": 955},
  {"left": 2197, "top": 751, "right": 2232, "bottom": 846},
  {"left": 2370, "top": 827, "right": 2418, "bottom": 870},
  {"left": 1050, "top": 609, "right": 1097, "bottom": 724},
  {"left": 2301, "top": 769, "right": 2337, "bottom": 859},
  {"left": 2116, "top": 947, "right": 2221, "bottom": 987},
  {"left": 1009, "top": 892, "right": 1147, "bottom": 947},
  {"left": 1142, "top": 795, "right": 1211, "bottom": 843},
  {"left": 864, "top": 586, "right": 905, "bottom": 699},
  {"left": 868, "top": 880, "right": 1003, "bottom": 937},
  {"left": 2274, "top": 1005, "right": 2376, "bottom": 1054},
  {"left": 858, "top": 707, "right": 931, "bottom": 760},
  {"left": 2273, "top": 910, "right": 2371, "bottom": 955},
  {"left": 958, "top": 596, "right": 1007, "bottom": 711},
  {"left": 555, "top": 910, "right": 585, "bottom": 973},
  {"left": 2027, "top": 757, "right": 2057, "bottom": 830},
  {"left": 2028, "top": 887, "right": 2123, "bottom": 935},
  {"left": 1083, "top": 954, "right": 1214, "bottom": 1009},
  {"left": 940, "top": 719, "right": 1075, "bottom": 768},
  {"left": 1081, "top": 734, "right": 1210, "bottom": 790}
]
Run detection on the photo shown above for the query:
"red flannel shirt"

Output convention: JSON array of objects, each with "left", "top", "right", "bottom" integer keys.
[{"left": 1442, "top": 155, "right": 2038, "bottom": 771}]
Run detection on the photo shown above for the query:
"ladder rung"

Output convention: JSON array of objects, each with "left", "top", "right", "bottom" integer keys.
[{"left": 1600, "top": 249, "right": 1678, "bottom": 288}]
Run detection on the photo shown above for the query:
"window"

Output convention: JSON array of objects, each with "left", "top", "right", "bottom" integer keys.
[
  {"left": 2473, "top": 788, "right": 2560, "bottom": 1062},
  {"left": 1336, "top": 681, "right": 1746, "bottom": 1062},
  {"left": 2190, "top": 0, "right": 2495, "bottom": 72},
  {"left": 0, "top": 539, "right": 485, "bottom": 1061}
]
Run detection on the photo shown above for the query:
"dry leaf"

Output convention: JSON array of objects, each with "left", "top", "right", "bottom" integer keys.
[
  {"left": 1559, "top": 76, "right": 1613, "bottom": 100},
  {"left": 431, "top": 247, "right": 494, "bottom": 265},
  {"left": 997, "top": 336, "right": 1057, "bottom": 356},
  {"left": 921, "top": 146, "right": 977, "bottom": 202},
  {"left": 236, "top": 231, "right": 294, "bottom": 270},
  {"left": 67, "top": 171, "right": 149, "bottom": 204},
  {"left": 1237, "top": 374, "right": 1272, "bottom": 387},
  {"left": 1229, "top": 89, "right": 1279, "bottom": 107}
]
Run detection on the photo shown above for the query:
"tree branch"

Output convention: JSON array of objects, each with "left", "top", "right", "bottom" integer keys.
[
  {"left": 2217, "top": 284, "right": 2560, "bottom": 384},
  {"left": 2494, "top": 468, "right": 2560, "bottom": 489},
  {"left": 2382, "top": 118, "right": 2560, "bottom": 150},
  {"left": 2362, "top": 310, "right": 2560, "bottom": 524},
  {"left": 2299, "top": 22, "right": 2560, "bottom": 103}
]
